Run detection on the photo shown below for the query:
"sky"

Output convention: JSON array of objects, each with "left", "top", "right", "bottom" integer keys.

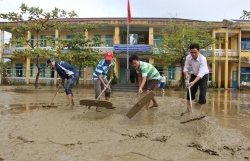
[{"left": 0, "top": 0, "right": 250, "bottom": 39}]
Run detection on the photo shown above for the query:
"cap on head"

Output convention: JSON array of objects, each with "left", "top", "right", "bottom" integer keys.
[
  {"left": 105, "top": 51, "right": 113, "bottom": 60},
  {"left": 47, "top": 58, "right": 55, "bottom": 66}
]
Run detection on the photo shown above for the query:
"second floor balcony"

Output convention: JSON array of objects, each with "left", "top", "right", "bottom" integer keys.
[{"left": 153, "top": 48, "right": 240, "bottom": 57}]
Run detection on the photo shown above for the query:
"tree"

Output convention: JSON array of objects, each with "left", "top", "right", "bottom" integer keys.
[
  {"left": 151, "top": 20, "right": 218, "bottom": 88},
  {"left": 240, "top": 10, "right": 250, "bottom": 19},
  {"left": 0, "top": 3, "right": 103, "bottom": 88}
]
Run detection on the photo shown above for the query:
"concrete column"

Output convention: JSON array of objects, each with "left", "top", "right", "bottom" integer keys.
[
  {"left": 224, "top": 31, "right": 229, "bottom": 89},
  {"left": 237, "top": 29, "right": 241, "bottom": 88},
  {"left": 83, "top": 30, "right": 89, "bottom": 85},
  {"left": 218, "top": 63, "right": 221, "bottom": 88},
  {"left": 113, "top": 56, "right": 119, "bottom": 80},
  {"left": 228, "top": 63, "right": 232, "bottom": 87},
  {"left": 85, "top": 29, "right": 88, "bottom": 39},
  {"left": 116, "top": 58, "right": 120, "bottom": 82},
  {"left": 0, "top": 30, "right": 3, "bottom": 60},
  {"left": 114, "top": 26, "right": 120, "bottom": 44},
  {"left": 0, "top": 30, "right": 4, "bottom": 84},
  {"left": 212, "top": 29, "right": 216, "bottom": 82},
  {"left": 83, "top": 67, "right": 87, "bottom": 85},
  {"left": 149, "top": 26, "right": 154, "bottom": 45},
  {"left": 149, "top": 58, "right": 154, "bottom": 64},
  {"left": 54, "top": 29, "right": 59, "bottom": 85},
  {"left": 26, "top": 31, "right": 31, "bottom": 84}
]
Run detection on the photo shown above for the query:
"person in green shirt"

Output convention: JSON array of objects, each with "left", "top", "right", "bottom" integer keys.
[{"left": 129, "top": 54, "right": 161, "bottom": 112}]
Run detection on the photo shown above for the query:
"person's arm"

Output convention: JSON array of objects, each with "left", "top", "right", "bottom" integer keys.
[
  {"left": 58, "top": 78, "right": 65, "bottom": 88},
  {"left": 109, "top": 65, "right": 114, "bottom": 80},
  {"left": 98, "top": 74, "right": 107, "bottom": 87},
  {"left": 139, "top": 76, "right": 147, "bottom": 93},
  {"left": 183, "top": 55, "right": 191, "bottom": 80},
  {"left": 138, "top": 73, "right": 142, "bottom": 87}
]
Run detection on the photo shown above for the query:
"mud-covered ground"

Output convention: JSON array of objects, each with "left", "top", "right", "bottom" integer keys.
[{"left": 0, "top": 86, "right": 250, "bottom": 161}]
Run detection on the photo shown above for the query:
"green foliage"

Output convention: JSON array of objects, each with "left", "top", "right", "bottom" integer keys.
[
  {"left": 209, "top": 81, "right": 217, "bottom": 89},
  {"left": 0, "top": 3, "right": 103, "bottom": 88},
  {"left": 240, "top": 10, "right": 250, "bottom": 20},
  {"left": 240, "top": 77, "right": 248, "bottom": 83},
  {"left": 107, "top": 70, "right": 118, "bottom": 85},
  {"left": 178, "top": 79, "right": 184, "bottom": 88},
  {"left": 0, "top": 61, "right": 7, "bottom": 70},
  {"left": 166, "top": 80, "right": 172, "bottom": 88},
  {"left": 119, "top": 30, "right": 127, "bottom": 44}
]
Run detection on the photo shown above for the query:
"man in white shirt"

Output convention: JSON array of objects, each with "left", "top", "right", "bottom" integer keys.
[{"left": 181, "top": 43, "right": 209, "bottom": 116}]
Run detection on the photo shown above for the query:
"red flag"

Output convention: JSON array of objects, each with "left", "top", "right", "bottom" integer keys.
[{"left": 127, "top": 0, "right": 132, "bottom": 23}]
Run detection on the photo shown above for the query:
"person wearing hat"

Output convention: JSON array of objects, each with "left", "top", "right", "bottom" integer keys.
[
  {"left": 47, "top": 58, "right": 79, "bottom": 108},
  {"left": 92, "top": 51, "right": 114, "bottom": 112}
]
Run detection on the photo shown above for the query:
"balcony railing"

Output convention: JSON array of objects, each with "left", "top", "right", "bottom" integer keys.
[
  {"left": 3, "top": 46, "right": 113, "bottom": 55},
  {"left": 153, "top": 48, "right": 239, "bottom": 57}
]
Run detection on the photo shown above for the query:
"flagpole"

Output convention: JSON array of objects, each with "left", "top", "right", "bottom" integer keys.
[
  {"left": 126, "top": 16, "right": 129, "bottom": 83},
  {"left": 126, "top": 0, "right": 130, "bottom": 83}
]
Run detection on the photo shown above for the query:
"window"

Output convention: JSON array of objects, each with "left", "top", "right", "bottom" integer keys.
[
  {"left": 30, "top": 64, "right": 33, "bottom": 77},
  {"left": 93, "top": 34, "right": 102, "bottom": 47},
  {"left": 66, "top": 35, "right": 75, "bottom": 40},
  {"left": 241, "top": 38, "right": 250, "bottom": 50},
  {"left": 105, "top": 35, "right": 113, "bottom": 47},
  {"left": 78, "top": 68, "right": 84, "bottom": 78},
  {"left": 15, "top": 63, "right": 23, "bottom": 77},
  {"left": 241, "top": 67, "right": 250, "bottom": 82},
  {"left": 40, "top": 35, "right": 47, "bottom": 47},
  {"left": 39, "top": 64, "right": 46, "bottom": 77},
  {"left": 168, "top": 66, "right": 175, "bottom": 80},
  {"left": 153, "top": 35, "right": 163, "bottom": 47},
  {"left": 30, "top": 35, "right": 34, "bottom": 48},
  {"left": 15, "top": 36, "right": 24, "bottom": 47}
]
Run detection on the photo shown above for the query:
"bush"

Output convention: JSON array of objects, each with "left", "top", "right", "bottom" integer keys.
[
  {"left": 166, "top": 80, "right": 172, "bottom": 88},
  {"left": 107, "top": 71, "right": 118, "bottom": 85},
  {"left": 209, "top": 81, "right": 217, "bottom": 88}
]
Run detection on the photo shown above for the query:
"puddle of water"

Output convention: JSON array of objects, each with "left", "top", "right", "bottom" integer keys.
[{"left": 159, "top": 89, "right": 250, "bottom": 139}]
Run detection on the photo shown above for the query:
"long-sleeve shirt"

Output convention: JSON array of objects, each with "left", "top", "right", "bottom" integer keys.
[
  {"left": 55, "top": 60, "right": 78, "bottom": 79},
  {"left": 183, "top": 54, "right": 209, "bottom": 78}
]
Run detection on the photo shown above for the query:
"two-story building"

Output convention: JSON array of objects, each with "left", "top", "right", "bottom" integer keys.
[{"left": 1, "top": 18, "right": 250, "bottom": 88}]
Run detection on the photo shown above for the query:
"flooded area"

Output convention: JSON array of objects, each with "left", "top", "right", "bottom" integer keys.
[{"left": 0, "top": 85, "right": 250, "bottom": 161}]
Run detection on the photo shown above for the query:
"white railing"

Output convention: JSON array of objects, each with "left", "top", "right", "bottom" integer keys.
[
  {"left": 214, "top": 49, "right": 238, "bottom": 57},
  {"left": 153, "top": 48, "right": 239, "bottom": 57},
  {"left": 3, "top": 46, "right": 114, "bottom": 55}
]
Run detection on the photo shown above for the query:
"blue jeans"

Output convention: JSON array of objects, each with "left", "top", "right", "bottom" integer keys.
[{"left": 65, "top": 74, "right": 79, "bottom": 95}]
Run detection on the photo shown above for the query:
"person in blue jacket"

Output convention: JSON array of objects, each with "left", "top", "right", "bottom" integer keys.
[{"left": 47, "top": 58, "right": 79, "bottom": 107}]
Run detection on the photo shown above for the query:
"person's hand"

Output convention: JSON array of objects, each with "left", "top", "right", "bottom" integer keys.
[
  {"left": 139, "top": 88, "right": 143, "bottom": 94},
  {"left": 110, "top": 76, "right": 113, "bottom": 80},
  {"left": 187, "top": 81, "right": 194, "bottom": 88},
  {"left": 103, "top": 83, "right": 108, "bottom": 89},
  {"left": 58, "top": 83, "right": 63, "bottom": 88}
]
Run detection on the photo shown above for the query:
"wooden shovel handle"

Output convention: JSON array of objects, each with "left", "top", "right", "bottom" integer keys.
[
  {"left": 49, "top": 86, "right": 60, "bottom": 105},
  {"left": 97, "top": 79, "right": 112, "bottom": 100}
]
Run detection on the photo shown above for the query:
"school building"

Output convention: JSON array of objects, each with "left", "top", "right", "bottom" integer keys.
[{"left": 1, "top": 18, "right": 250, "bottom": 88}]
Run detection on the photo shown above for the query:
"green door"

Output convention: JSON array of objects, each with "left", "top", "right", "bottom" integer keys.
[{"left": 120, "top": 67, "right": 126, "bottom": 83}]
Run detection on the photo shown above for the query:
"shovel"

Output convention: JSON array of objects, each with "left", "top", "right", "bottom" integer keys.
[
  {"left": 42, "top": 86, "right": 60, "bottom": 108},
  {"left": 79, "top": 79, "right": 113, "bottom": 109},
  {"left": 180, "top": 79, "right": 206, "bottom": 124}
]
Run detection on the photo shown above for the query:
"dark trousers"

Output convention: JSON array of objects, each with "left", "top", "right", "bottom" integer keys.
[{"left": 186, "top": 74, "right": 208, "bottom": 104}]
